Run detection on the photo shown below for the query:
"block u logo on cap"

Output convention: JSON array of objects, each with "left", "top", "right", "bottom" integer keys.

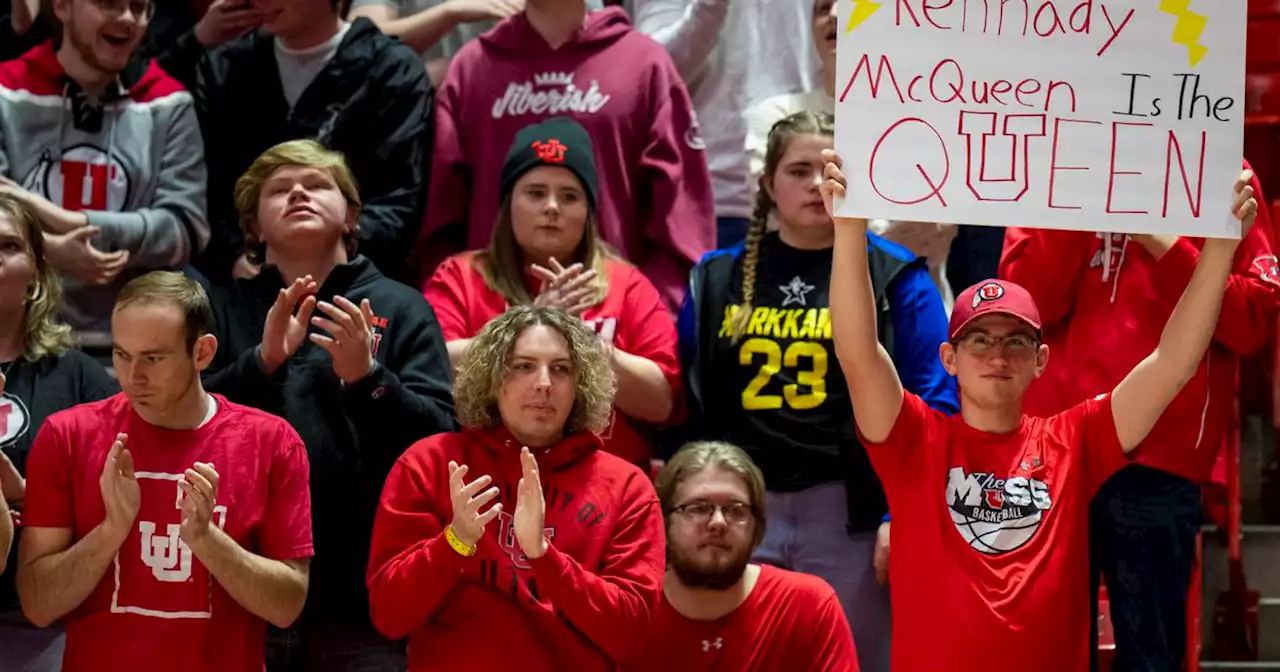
[
  {"left": 532, "top": 138, "right": 567, "bottom": 163},
  {"left": 973, "top": 282, "right": 1005, "bottom": 308}
]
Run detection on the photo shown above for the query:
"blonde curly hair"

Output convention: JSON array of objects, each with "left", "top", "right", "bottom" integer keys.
[{"left": 454, "top": 305, "right": 616, "bottom": 435}]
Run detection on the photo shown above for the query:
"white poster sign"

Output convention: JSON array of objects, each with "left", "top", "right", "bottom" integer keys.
[{"left": 833, "top": 0, "right": 1247, "bottom": 238}]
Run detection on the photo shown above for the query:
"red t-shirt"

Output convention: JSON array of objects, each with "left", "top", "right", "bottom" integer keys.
[
  {"left": 863, "top": 391, "right": 1127, "bottom": 672},
  {"left": 22, "top": 394, "right": 314, "bottom": 672},
  {"left": 627, "top": 564, "right": 859, "bottom": 672},
  {"left": 424, "top": 252, "right": 681, "bottom": 466}
]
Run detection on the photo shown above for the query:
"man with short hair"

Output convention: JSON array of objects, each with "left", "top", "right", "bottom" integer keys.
[
  {"left": 367, "top": 304, "right": 666, "bottom": 670},
  {"left": 202, "top": 139, "right": 455, "bottom": 669},
  {"left": 822, "top": 149, "right": 1259, "bottom": 670},
  {"left": 191, "top": 0, "right": 431, "bottom": 285},
  {"left": 0, "top": 0, "right": 209, "bottom": 332},
  {"left": 631, "top": 440, "right": 859, "bottom": 671},
  {"left": 16, "top": 270, "right": 313, "bottom": 672}
]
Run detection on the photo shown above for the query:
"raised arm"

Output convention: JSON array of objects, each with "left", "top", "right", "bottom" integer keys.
[
  {"left": 630, "top": 0, "right": 731, "bottom": 81},
  {"left": 1110, "top": 170, "right": 1259, "bottom": 452},
  {"left": 822, "top": 151, "right": 905, "bottom": 444}
]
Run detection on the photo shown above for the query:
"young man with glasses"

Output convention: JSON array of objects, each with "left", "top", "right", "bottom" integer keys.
[
  {"left": 822, "top": 149, "right": 1259, "bottom": 671},
  {"left": 630, "top": 441, "right": 859, "bottom": 671},
  {"left": 1001, "top": 166, "right": 1280, "bottom": 671},
  {"left": 0, "top": 0, "right": 209, "bottom": 333}
]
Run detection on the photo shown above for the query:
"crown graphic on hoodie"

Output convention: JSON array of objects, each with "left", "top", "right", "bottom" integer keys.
[{"left": 533, "top": 71, "right": 575, "bottom": 87}]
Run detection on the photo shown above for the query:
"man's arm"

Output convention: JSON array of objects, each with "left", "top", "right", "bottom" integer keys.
[
  {"left": 18, "top": 524, "right": 127, "bottom": 627},
  {"left": 349, "top": 0, "right": 470, "bottom": 55},
  {"left": 88, "top": 95, "right": 210, "bottom": 268},
  {"left": 1111, "top": 174, "right": 1257, "bottom": 452},
  {"left": 630, "top": 0, "right": 730, "bottom": 81},
  {"left": 529, "top": 492, "right": 665, "bottom": 663},
  {"left": 828, "top": 191, "right": 905, "bottom": 442},
  {"left": 1130, "top": 169, "right": 1280, "bottom": 356},
  {"left": 186, "top": 528, "right": 309, "bottom": 628},
  {"left": 0, "top": 495, "right": 11, "bottom": 574},
  {"left": 367, "top": 453, "right": 471, "bottom": 639}
]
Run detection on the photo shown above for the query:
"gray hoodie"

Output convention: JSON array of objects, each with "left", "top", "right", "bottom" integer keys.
[{"left": 0, "top": 41, "right": 209, "bottom": 331}]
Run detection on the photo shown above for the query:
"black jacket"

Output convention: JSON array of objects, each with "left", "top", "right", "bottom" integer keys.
[
  {"left": 165, "top": 18, "right": 432, "bottom": 284},
  {"left": 202, "top": 256, "right": 456, "bottom": 622},
  {"left": 1, "top": 350, "right": 117, "bottom": 611},
  {"left": 676, "top": 236, "right": 960, "bottom": 532}
]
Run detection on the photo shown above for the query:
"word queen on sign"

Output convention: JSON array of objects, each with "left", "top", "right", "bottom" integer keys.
[{"left": 834, "top": 0, "right": 1247, "bottom": 238}]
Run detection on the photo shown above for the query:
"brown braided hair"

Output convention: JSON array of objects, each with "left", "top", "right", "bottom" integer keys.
[{"left": 728, "top": 110, "right": 836, "bottom": 342}]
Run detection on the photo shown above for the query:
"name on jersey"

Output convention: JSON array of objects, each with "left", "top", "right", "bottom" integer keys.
[{"left": 718, "top": 305, "right": 832, "bottom": 341}]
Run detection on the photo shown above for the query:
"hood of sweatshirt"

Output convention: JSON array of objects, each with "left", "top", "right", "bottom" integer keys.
[
  {"left": 479, "top": 7, "right": 632, "bottom": 57},
  {"left": 466, "top": 424, "right": 602, "bottom": 477}
]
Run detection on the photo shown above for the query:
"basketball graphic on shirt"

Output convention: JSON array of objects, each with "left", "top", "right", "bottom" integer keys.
[
  {"left": 0, "top": 393, "right": 30, "bottom": 448},
  {"left": 945, "top": 466, "right": 1052, "bottom": 555},
  {"left": 111, "top": 472, "right": 227, "bottom": 619}
]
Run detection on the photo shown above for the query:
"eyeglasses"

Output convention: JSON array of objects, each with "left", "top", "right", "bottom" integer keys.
[
  {"left": 954, "top": 332, "right": 1039, "bottom": 356},
  {"left": 672, "top": 501, "right": 755, "bottom": 525},
  {"left": 89, "top": 0, "right": 154, "bottom": 18}
]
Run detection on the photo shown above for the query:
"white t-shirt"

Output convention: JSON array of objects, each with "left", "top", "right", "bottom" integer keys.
[{"left": 275, "top": 22, "right": 353, "bottom": 110}]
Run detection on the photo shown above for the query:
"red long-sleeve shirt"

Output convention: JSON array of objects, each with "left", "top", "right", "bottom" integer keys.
[
  {"left": 366, "top": 426, "right": 665, "bottom": 671},
  {"left": 1000, "top": 162, "right": 1280, "bottom": 483}
]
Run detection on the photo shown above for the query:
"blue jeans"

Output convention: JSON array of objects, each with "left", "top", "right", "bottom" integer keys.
[
  {"left": 752, "top": 481, "right": 892, "bottom": 672},
  {"left": 1089, "top": 465, "right": 1202, "bottom": 672}
]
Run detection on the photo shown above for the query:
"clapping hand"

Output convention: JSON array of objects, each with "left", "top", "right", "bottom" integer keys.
[
  {"left": 260, "top": 276, "right": 318, "bottom": 374},
  {"left": 99, "top": 434, "right": 140, "bottom": 540},
  {"left": 309, "top": 296, "right": 376, "bottom": 384},
  {"left": 447, "top": 461, "right": 502, "bottom": 548},
  {"left": 531, "top": 258, "right": 597, "bottom": 316},
  {"left": 514, "top": 447, "right": 548, "bottom": 560},
  {"left": 179, "top": 462, "right": 219, "bottom": 546}
]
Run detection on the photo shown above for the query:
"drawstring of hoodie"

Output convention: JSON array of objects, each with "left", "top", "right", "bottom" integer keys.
[
  {"left": 56, "top": 78, "right": 120, "bottom": 212},
  {"left": 1099, "top": 233, "right": 1130, "bottom": 304}
]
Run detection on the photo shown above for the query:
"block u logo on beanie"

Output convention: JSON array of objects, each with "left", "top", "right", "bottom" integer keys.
[{"left": 532, "top": 139, "right": 568, "bottom": 164}]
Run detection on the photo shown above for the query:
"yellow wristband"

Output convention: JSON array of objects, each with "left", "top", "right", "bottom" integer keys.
[{"left": 445, "top": 526, "right": 476, "bottom": 557}]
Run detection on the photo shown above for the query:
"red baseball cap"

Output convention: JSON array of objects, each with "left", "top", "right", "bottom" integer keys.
[{"left": 949, "top": 279, "right": 1043, "bottom": 340}]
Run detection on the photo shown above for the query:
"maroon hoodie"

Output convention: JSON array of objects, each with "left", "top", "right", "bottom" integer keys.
[{"left": 409, "top": 8, "right": 715, "bottom": 310}]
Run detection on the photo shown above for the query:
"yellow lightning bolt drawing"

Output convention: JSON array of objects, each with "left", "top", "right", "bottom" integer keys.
[
  {"left": 1158, "top": 0, "right": 1209, "bottom": 67},
  {"left": 845, "top": 0, "right": 883, "bottom": 33}
]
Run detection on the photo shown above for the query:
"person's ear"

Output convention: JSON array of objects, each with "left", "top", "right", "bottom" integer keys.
[
  {"left": 193, "top": 334, "right": 218, "bottom": 372},
  {"left": 1033, "top": 343, "right": 1050, "bottom": 378},
  {"left": 939, "top": 341, "right": 958, "bottom": 377}
]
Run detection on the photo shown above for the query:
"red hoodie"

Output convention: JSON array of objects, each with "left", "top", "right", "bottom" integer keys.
[
  {"left": 408, "top": 8, "right": 715, "bottom": 310},
  {"left": 366, "top": 425, "right": 666, "bottom": 671},
  {"left": 1000, "top": 163, "right": 1280, "bottom": 484},
  {"left": 424, "top": 252, "right": 682, "bottom": 467}
]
